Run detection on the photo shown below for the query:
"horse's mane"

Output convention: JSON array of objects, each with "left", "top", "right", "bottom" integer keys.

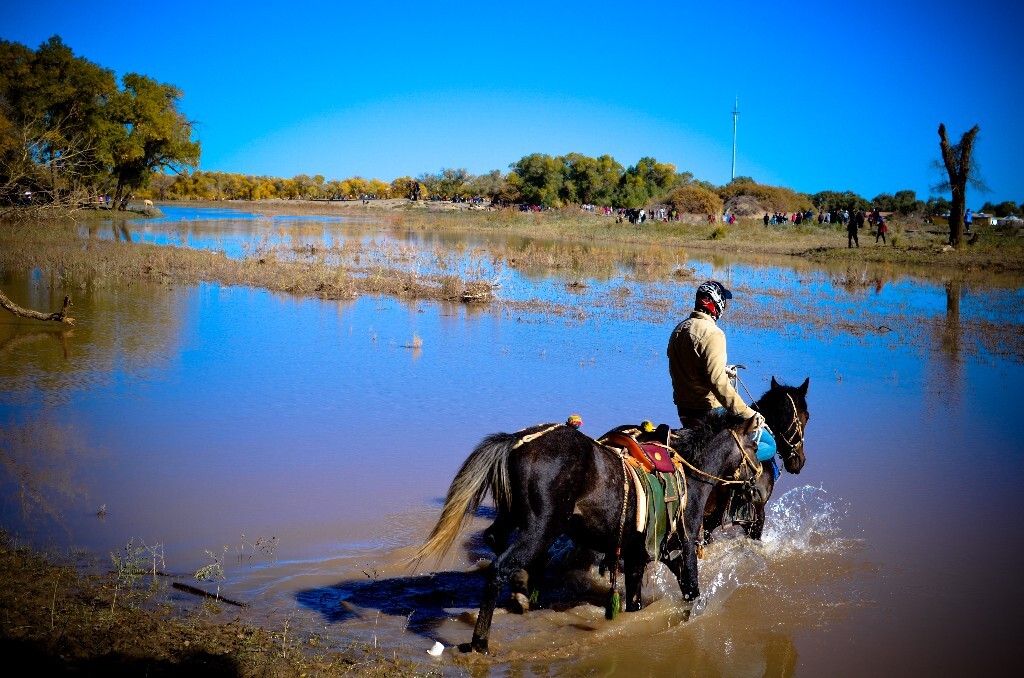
[
  {"left": 672, "top": 410, "right": 745, "bottom": 469},
  {"left": 757, "top": 381, "right": 808, "bottom": 420}
]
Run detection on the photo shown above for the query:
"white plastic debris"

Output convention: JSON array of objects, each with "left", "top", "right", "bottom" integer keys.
[{"left": 427, "top": 641, "right": 445, "bottom": 657}]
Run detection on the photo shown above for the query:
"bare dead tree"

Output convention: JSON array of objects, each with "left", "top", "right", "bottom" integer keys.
[
  {"left": 1, "top": 114, "right": 101, "bottom": 219},
  {"left": 0, "top": 290, "right": 75, "bottom": 325},
  {"left": 935, "top": 124, "right": 985, "bottom": 247}
]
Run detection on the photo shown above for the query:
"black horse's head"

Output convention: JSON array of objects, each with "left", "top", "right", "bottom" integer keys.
[
  {"left": 674, "top": 412, "right": 762, "bottom": 499},
  {"left": 760, "top": 377, "right": 810, "bottom": 474}
]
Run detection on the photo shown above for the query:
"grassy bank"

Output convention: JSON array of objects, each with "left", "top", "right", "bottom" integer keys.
[
  {"left": 0, "top": 533, "right": 425, "bottom": 676},
  {"left": 157, "top": 199, "right": 1024, "bottom": 277}
]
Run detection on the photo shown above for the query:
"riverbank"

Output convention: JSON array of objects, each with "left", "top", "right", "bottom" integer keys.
[
  {"left": 0, "top": 533, "right": 423, "bottom": 676},
  {"left": 155, "top": 199, "right": 1024, "bottom": 279}
]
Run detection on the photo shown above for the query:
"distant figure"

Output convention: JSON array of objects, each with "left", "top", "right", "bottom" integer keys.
[
  {"left": 763, "top": 212, "right": 770, "bottom": 226},
  {"left": 847, "top": 216, "right": 860, "bottom": 248},
  {"left": 875, "top": 215, "right": 887, "bottom": 244},
  {"left": 965, "top": 208, "right": 973, "bottom": 234}
]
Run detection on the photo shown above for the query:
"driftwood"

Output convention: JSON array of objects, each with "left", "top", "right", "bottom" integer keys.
[
  {"left": 171, "top": 582, "right": 248, "bottom": 607},
  {"left": 0, "top": 290, "right": 75, "bottom": 325}
]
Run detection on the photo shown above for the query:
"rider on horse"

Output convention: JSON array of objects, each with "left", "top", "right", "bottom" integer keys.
[{"left": 667, "top": 280, "right": 772, "bottom": 446}]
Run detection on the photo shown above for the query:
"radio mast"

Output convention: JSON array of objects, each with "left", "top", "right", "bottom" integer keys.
[{"left": 731, "top": 97, "right": 739, "bottom": 182}]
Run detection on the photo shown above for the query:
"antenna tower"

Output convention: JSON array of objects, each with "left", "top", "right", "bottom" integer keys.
[{"left": 731, "top": 97, "right": 739, "bottom": 181}]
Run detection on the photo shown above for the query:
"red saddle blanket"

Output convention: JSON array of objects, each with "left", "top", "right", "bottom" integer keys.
[{"left": 600, "top": 428, "right": 675, "bottom": 473}]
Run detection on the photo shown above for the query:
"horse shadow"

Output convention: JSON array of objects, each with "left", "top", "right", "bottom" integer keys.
[{"left": 294, "top": 504, "right": 603, "bottom": 639}]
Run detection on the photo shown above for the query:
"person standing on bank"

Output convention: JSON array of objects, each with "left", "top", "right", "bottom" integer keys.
[
  {"left": 667, "top": 280, "right": 764, "bottom": 431},
  {"left": 875, "top": 214, "right": 888, "bottom": 244},
  {"left": 847, "top": 215, "right": 860, "bottom": 248}
]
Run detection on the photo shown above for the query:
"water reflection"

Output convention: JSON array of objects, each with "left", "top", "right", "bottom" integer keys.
[{"left": 2, "top": 207, "right": 1024, "bottom": 673}]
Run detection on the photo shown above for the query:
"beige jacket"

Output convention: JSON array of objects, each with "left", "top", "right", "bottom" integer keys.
[{"left": 667, "top": 311, "right": 755, "bottom": 419}]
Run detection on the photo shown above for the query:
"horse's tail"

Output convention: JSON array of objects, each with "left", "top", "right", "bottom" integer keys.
[{"left": 410, "top": 432, "right": 516, "bottom": 569}]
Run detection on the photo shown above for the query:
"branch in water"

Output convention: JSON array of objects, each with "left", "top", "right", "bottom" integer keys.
[{"left": 0, "top": 290, "right": 75, "bottom": 325}]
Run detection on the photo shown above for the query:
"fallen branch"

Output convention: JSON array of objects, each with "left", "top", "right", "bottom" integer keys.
[
  {"left": 0, "top": 290, "right": 75, "bottom": 325},
  {"left": 171, "top": 582, "right": 248, "bottom": 607}
]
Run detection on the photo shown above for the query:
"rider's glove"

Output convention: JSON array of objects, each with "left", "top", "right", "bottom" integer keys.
[
  {"left": 725, "top": 364, "right": 738, "bottom": 379},
  {"left": 748, "top": 411, "right": 765, "bottom": 432}
]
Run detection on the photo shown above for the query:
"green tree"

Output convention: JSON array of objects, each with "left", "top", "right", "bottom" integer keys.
[
  {"left": 616, "top": 156, "right": 679, "bottom": 207},
  {"left": 893, "top": 189, "right": 918, "bottom": 215},
  {"left": 103, "top": 73, "right": 200, "bottom": 209},
  {"left": 0, "top": 36, "right": 117, "bottom": 203},
  {"left": 925, "top": 195, "right": 951, "bottom": 217},
  {"left": 510, "top": 153, "right": 566, "bottom": 207},
  {"left": 436, "top": 167, "right": 470, "bottom": 199},
  {"left": 871, "top": 193, "right": 895, "bottom": 211},
  {"left": 991, "top": 201, "right": 1019, "bottom": 218},
  {"left": 935, "top": 123, "right": 984, "bottom": 246},
  {"left": 466, "top": 169, "right": 512, "bottom": 202},
  {"left": 811, "top": 190, "right": 869, "bottom": 213},
  {"left": 563, "top": 153, "right": 622, "bottom": 206}
]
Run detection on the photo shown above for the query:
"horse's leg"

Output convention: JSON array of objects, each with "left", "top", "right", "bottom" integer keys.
[
  {"left": 743, "top": 475, "right": 774, "bottom": 540},
  {"left": 483, "top": 509, "right": 513, "bottom": 557},
  {"left": 702, "top": 486, "right": 728, "bottom": 545},
  {"left": 746, "top": 502, "right": 767, "bottom": 540},
  {"left": 470, "top": 523, "right": 561, "bottom": 653},
  {"left": 623, "top": 553, "right": 647, "bottom": 612}
]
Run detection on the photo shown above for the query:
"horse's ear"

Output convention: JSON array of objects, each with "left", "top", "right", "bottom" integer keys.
[
  {"left": 798, "top": 377, "right": 809, "bottom": 396},
  {"left": 771, "top": 376, "right": 780, "bottom": 389}
]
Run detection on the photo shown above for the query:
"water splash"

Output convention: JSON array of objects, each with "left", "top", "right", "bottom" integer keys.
[
  {"left": 691, "top": 485, "right": 849, "bottom": 617},
  {"left": 760, "top": 485, "right": 847, "bottom": 553}
]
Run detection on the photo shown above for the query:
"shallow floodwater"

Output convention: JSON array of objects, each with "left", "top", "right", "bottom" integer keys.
[{"left": 2, "top": 207, "right": 1023, "bottom": 675}]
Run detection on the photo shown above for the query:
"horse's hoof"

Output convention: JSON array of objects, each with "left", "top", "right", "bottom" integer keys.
[{"left": 469, "top": 638, "right": 489, "bottom": 654}]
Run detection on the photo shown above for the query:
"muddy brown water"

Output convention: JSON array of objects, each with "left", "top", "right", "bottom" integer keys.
[{"left": 2, "top": 207, "right": 1023, "bottom": 675}]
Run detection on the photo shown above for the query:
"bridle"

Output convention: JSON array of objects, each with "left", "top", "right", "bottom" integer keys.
[
  {"left": 736, "top": 375, "right": 806, "bottom": 465},
  {"left": 772, "top": 393, "right": 806, "bottom": 464}
]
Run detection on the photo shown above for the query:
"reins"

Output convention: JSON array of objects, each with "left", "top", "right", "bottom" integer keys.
[
  {"left": 735, "top": 374, "right": 805, "bottom": 462},
  {"left": 658, "top": 431, "right": 760, "bottom": 487}
]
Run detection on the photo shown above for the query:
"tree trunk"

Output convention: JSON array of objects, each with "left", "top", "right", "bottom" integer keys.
[
  {"left": 0, "top": 290, "right": 75, "bottom": 325},
  {"left": 937, "top": 123, "right": 979, "bottom": 247}
]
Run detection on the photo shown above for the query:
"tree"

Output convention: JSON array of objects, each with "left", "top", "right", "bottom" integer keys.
[
  {"left": 562, "top": 153, "right": 622, "bottom": 206},
  {"left": 466, "top": 169, "right": 512, "bottom": 202},
  {"left": 436, "top": 167, "right": 469, "bottom": 200},
  {"left": 935, "top": 123, "right": 984, "bottom": 246},
  {"left": 102, "top": 73, "right": 200, "bottom": 209},
  {"left": 616, "top": 156, "right": 679, "bottom": 207},
  {"left": 509, "top": 153, "right": 566, "bottom": 207},
  {"left": 0, "top": 36, "right": 117, "bottom": 204},
  {"left": 811, "top": 189, "right": 869, "bottom": 213}
]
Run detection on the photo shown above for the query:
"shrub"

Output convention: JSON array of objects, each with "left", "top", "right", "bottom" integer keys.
[
  {"left": 718, "top": 181, "right": 812, "bottom": 213},
  {"left": 665, "top": 185, "right": 723, "bottom": 215}
]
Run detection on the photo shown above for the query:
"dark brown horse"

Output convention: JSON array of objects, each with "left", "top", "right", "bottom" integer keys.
[
  {"left": 413, "top": 412, "right": 761, "bottom": 654},
  {"left": 703, "top": 377, "right": 809, "bottom": 541}
]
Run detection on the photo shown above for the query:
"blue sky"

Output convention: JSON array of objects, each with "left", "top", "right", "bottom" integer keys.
[{"left": 5, "top": 0, "right": 1022, "bottom": 205}]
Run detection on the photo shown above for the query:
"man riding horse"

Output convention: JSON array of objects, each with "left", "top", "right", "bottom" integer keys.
[{"left": 667, "top": 279, "right": 772, "bottom": 453}]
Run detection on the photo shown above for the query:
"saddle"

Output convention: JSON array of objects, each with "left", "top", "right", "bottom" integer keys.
[
  {"left": 598, "top": 423, "right": 675, "bottom": 473},
  {"left": 598, "top": 422, "right": 683, "bottom": 562}
]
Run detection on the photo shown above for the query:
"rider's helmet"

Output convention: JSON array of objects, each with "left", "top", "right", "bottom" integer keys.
[{"left": 695, "top": 280, "right": 733, "bottom": 319}]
